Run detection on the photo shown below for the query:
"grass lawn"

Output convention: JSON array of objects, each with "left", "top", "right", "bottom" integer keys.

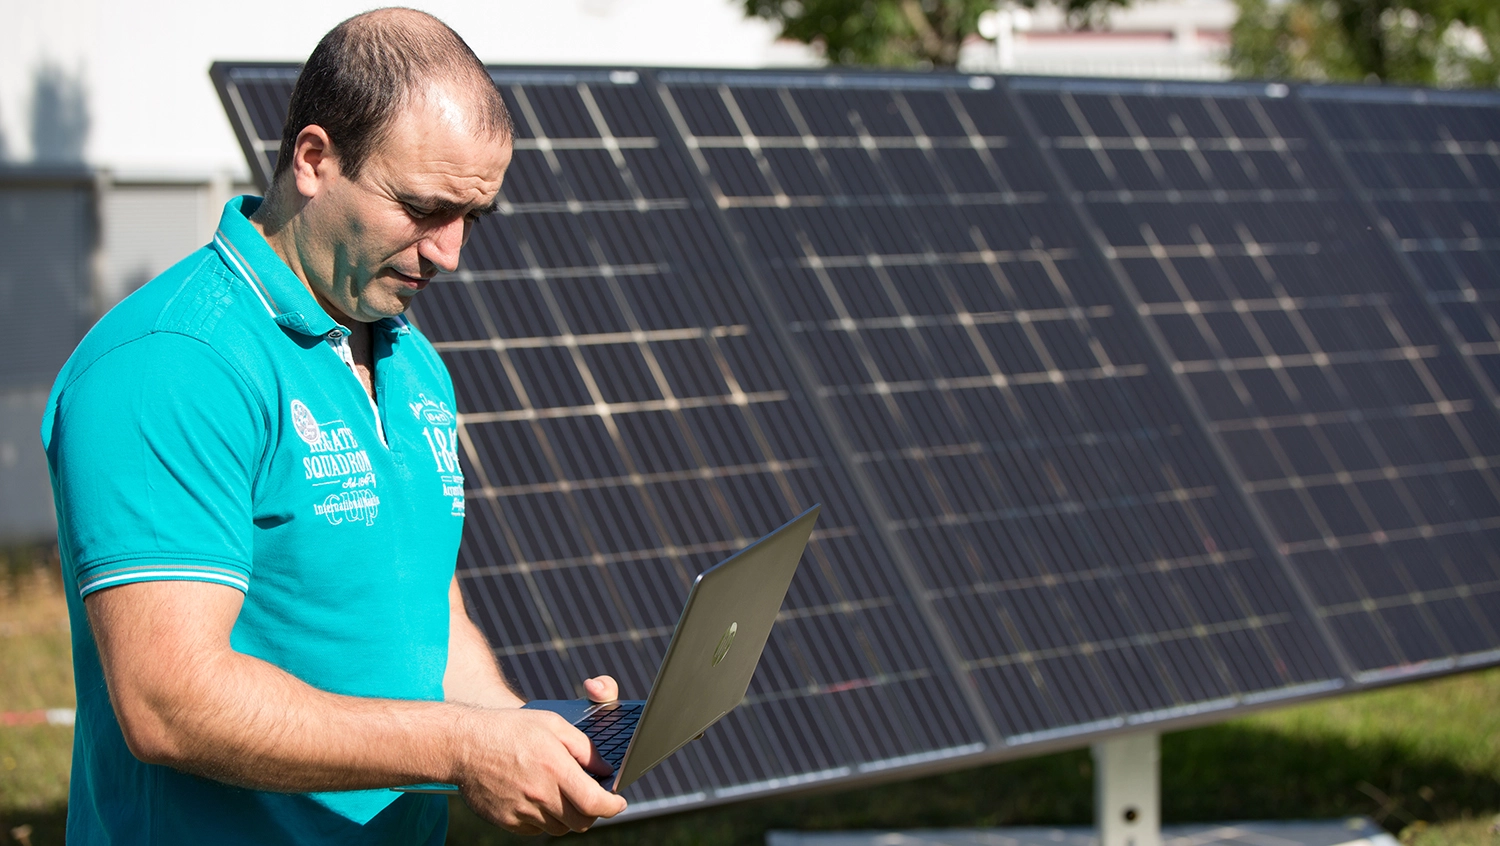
[
  {"left": 0, "top": 547, "right": 72, "bottom": 846},
  {"left": 3, "top": 549, "right": 1497, "bottom": 846}
]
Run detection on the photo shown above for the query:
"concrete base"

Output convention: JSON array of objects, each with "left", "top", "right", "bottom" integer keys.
[{"left": 766, "top": 818, "right": 1398, "bottom": 846}]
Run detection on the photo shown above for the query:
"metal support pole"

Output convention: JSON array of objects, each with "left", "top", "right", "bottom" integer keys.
[{"left": 1092, "top": 732, "right": 1161, "bottom": 846}]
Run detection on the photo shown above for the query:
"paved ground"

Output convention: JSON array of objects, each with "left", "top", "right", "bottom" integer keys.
[{"left": 766, "top": 818, "right": 1398, "bottom": 846}]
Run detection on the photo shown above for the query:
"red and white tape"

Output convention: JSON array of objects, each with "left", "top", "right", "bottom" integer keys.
[{"left": 0, "top": 708, "right": 75, "bottom": 727}]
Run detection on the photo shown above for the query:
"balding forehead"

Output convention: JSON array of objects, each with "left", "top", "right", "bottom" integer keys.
[{"left": 415, "top": 77, "right": 511, "bottom": 142}]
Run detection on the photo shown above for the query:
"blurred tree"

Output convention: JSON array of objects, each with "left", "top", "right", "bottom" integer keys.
[
  {"left": 30, "top": 61, "right": 90, "bottom": 164},
  {"left": 742, "top": 0, "right": 1132, "bottom": 68},
  {"left": 1229, "top": 0, "right": 1500, "bottom": 87}
]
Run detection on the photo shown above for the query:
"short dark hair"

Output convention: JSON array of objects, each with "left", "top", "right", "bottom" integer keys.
[{"left": 272, "top": 8, "right": 512, "bottom": 183}]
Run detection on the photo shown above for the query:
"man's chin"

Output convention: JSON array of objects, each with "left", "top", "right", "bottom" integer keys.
[{"left": 355, "top": 295, "right": 414, "bottom": 323}]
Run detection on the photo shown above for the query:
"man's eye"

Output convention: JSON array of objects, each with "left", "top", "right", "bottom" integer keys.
[{"left": 404, "top": 204, "right": 432, "bottom": 219}]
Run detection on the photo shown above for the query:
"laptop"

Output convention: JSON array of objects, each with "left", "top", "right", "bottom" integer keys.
[{"left": 397, "top": 504, "right": 820, "bottom": 794}]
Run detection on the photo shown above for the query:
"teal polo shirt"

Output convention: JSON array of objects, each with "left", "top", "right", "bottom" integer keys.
[{"left": 42, "top": 196, "right": 465, "bottom": 845}]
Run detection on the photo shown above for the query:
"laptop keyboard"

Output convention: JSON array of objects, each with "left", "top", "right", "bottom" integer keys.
[{"left": 579, "top": 702, "right": 643, "bottom": 778}]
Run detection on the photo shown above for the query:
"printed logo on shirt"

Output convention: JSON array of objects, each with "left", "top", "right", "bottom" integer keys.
[
  {"left": 314, "top": 489, "right": 381, "bottom": 526},
  {"left": 291, "top": 399, "right": 380, "bottom": 526},
  {"left": 412, "top": 393, "right": 464, "bottom": 518},
  {"left": 409, "top": 394, "right": 455, "bottom": 427},
  {"left": 291, "top": 399, "right": 322, "bottom": 446}
]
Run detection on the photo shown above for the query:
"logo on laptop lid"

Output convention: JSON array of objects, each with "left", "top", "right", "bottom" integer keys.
[{"left": 712, "top": 622, "right": 737, "bottom": 666}]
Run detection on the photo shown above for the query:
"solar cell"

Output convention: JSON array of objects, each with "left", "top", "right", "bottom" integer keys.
[{"left": 210, "top": 63, "right": 1499, "bottom": 817}]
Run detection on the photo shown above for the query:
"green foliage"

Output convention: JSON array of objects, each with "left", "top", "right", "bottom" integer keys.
[
  {"left": 741, "top": 0, "right": 1129, "bottom": 68},
  {"left": 1229, "top": 0, "right": 1500, "bottom": 87}
]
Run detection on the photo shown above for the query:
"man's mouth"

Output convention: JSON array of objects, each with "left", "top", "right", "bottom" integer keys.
[{"left": 390, "top": 270, "right": 431, "bottom": 290}]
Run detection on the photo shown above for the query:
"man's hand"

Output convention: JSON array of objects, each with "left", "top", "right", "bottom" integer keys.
[
  {"left": 455, "top": 708, "right": 627, "bottom": 835},
  {"left": 455, "top": 673, "right": 627, "bottom": 834}
]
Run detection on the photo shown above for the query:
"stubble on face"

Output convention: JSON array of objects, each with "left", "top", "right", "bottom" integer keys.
[{"left": 297, "top": 83, "right": 512, "bottom": 326}]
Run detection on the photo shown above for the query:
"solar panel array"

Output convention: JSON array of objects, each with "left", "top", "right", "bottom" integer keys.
[{"left": 211, "top": 64, "right": 1500, "bottom": 815}]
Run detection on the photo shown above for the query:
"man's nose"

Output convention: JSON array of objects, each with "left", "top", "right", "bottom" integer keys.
[{"left": 420, "top": 216, "right": 466, "bottom": 274}]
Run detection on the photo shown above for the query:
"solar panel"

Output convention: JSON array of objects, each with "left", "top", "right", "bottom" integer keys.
[
  {"left": 653, "top": 70, "right": 1342, "bottom": 743},
  {"left": 1013, "top": 77, "right": 1500, "bottom": 679},
  {"left": 209, "top": 63, "right": 1500, "bottom": 816}
]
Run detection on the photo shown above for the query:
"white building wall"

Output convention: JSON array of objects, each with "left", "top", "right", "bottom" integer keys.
[
  {"left": 0, "top": 0, "right": 816, "bottom": 180},
  {"left": 0, "top": 1, "right": 1241, "bottom": 180},
  {"left": 963, "top": 0, "right": 1237, "bottom": 80}
]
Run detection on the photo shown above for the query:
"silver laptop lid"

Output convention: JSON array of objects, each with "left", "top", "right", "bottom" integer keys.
[{"left": 613, "top": 504, "right": 820, "bottom": 790}]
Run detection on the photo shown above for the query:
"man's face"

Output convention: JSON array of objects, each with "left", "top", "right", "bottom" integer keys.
[{"left": 298, "top": 86, "right": 512, "bottom": 325}]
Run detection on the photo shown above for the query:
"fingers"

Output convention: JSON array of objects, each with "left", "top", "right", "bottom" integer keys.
[
  {"left": 550, "top": 715, "right": 614, "bottom": 776},
  {"left": 547, "top": 720, "right": 627, "bottom": 817},
  {"left": 583, "top": 675, "right": 618, "bottom": 702},
  {"left": 559, "top": 774, "right": 628, "bottom": 822},
  {"left": 470, "top": 765, "right": 620, "bottom": 836},
  {"left": 559, "top": 790, "right": 626, "bottom": 832},
  {"left": 532, "top": 775, "right": 625, "bottom": 834}
]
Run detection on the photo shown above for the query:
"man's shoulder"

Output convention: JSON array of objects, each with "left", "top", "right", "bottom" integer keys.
[
  {"left": 113, "top": 247, "right": 251, "bottom": 336},
  {"left": 72, "top": 246, "right": 269, "bottom": 363},
  {"left": 49, "top": 246, "right": 281, "bottom": 404},
  {"left": 398, "top": 317, "right": 444, "bottom": 360}
]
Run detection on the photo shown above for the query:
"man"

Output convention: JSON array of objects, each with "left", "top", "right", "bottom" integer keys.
[{"left": 41, "top": 9, "right": 626, "bottom": 843}]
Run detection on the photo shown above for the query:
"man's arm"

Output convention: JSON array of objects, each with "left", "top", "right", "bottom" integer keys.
[
  {"left": 87, "top": 579, "right": 627, "bottom": 836},
  {"left": 444, "top": 576, "right": 525, "bottom": 708}
]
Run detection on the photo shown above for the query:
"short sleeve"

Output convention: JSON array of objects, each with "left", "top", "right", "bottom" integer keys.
[{"left": 48, "top": 332, "right": 267, "bottom": 597}]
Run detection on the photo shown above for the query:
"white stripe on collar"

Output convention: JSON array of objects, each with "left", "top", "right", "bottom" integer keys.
[{"left": 213, "top": 232, "right": 278, "bottom": 319}]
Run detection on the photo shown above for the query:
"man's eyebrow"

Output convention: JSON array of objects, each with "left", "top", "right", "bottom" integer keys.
[{"left": 400, "top": 195, "right": 500, "bottom": 217}]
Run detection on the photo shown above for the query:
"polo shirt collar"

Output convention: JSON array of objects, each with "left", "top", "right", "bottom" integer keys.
[{"left": 210, "top": 196, "right": 413, "bottom": 340}]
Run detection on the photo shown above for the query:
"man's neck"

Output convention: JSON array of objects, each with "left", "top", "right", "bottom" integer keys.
[
  {"left": 251, "top": 187, "right": 378, "bottom": 402},
  {"left": 249, "top": 185, "right": 333, "bottom": 324},
  {"left": 344, "top": 320, "right": 377, "bottom": 401}
]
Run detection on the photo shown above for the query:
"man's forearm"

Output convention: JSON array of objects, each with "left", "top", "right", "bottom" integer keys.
[
  {"left": 444, "top": 576, "right": 526, "bottom": 708},
  {"left": 131, "top": 647, "right": 475, "bottom": 792},
  {"left": 445, "top": 607, "right": 525, "bottom": 709}
]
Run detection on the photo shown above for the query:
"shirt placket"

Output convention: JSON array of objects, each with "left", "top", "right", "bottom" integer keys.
[{"left": 325, "top": 331, "right": 389, "bottom": 447}]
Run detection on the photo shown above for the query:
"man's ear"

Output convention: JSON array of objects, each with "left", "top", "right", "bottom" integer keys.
[{"left": 289, "top": 125, "right": 339, "bottom": 199}]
